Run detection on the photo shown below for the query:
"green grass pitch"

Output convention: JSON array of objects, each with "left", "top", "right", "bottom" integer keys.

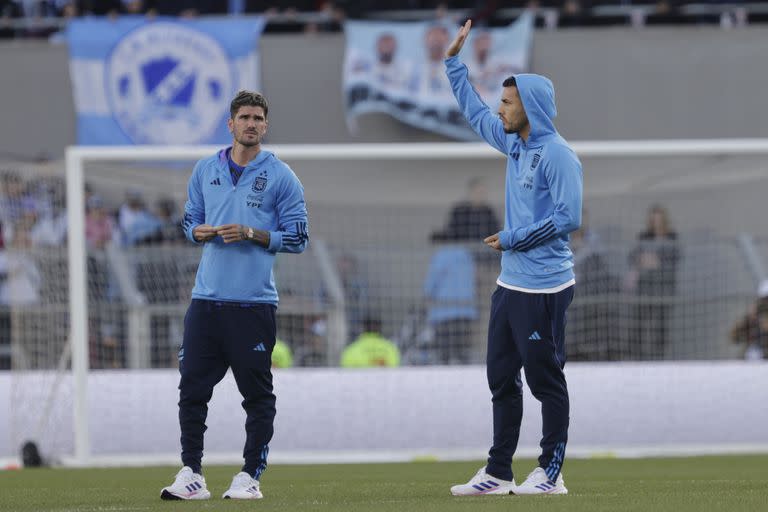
[{"left": 1, "top": 455, "right": 766, "bottom": 512}]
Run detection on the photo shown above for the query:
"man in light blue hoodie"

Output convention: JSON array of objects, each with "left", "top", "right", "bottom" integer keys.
[
  {"left": 161, "top": 91, "right": 308, "bottom": 501},
  {"left": 445, "top": 20, "right": 582, "bottom": 496}
]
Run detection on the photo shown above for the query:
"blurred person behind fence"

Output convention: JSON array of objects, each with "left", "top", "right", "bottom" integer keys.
[
  {"left": 625, "top": 204, "right": 680, "bottom": 360},
  {"left": 730, "top": 280, "right": 768, "bottom": 360}
]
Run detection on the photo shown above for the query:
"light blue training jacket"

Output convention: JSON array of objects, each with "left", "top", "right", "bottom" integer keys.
[
  {"left": 182, "top": 147, "right": 309, "bottom": 305},
  {"left": 445, "top": 55, "right": 583, "bottom": 290}
]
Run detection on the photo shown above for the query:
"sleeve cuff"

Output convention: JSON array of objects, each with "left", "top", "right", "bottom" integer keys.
[
  {"left": 267, "top": 231, "right": 282, "bottom": 253},
  {"left": 186, "top": 224, "right": 202, "bottom": 245},
  {"left": 498, "top": 230, "right": 513, "bottom": 251}
]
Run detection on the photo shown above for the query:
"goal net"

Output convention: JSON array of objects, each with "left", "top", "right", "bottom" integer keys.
[{"left": 2, "top": 139, "right": 767, "bottom": 465}]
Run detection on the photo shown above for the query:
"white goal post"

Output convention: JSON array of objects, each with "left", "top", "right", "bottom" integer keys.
[{"left": 63, "top": 139, "right": 768, "bottom": 466}]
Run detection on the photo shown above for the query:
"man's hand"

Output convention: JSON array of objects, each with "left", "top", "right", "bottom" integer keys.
[
  {"left": 484, "top": 232, "right": 503, "bottom": 251},
  {"left": 215, "top": 224, "right": 247, "bottom": 244},
  {"left": 445, "top": 19, "right": 472, "bottom": 58},
  {"left": 192, "top": 224, "right": 217, "bottom": 243}
]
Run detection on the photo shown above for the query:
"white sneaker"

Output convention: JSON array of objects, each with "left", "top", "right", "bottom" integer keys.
[
  {"left": 160, "top": 466, "right": 211, "bottom": 500},
  {"left": 450, "top": 466, "right": 516, "bottom": 496},
  {"left": 513, "top": 467, "right": 568, "bottom": 495},
  {"left": 222, "top": 471, "right": 263, "bottom": 499}
]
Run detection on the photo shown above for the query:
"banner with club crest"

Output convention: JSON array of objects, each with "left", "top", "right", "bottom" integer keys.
[
  {"left": 343, "top": 13, "right": 534, "bottom": 140},
  {"left": 68, "top": 17, "right": 265, "bottom": 145}
]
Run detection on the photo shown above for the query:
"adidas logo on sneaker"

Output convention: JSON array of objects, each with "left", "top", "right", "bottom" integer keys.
[
  {"left": 223, "top": 472, "right": 263, "bottom": 500},
  {"left": 160, "top": 466, "right": 211, "bottom": 500},
  {"left": 528, "top": 331, "right": 542, "bottom": 341},
  {"left": 450, "top": 467, "right": 515, "bottom": 496},
  {"left": 514, "top": 467, "right": 568, "bottom": 495}
]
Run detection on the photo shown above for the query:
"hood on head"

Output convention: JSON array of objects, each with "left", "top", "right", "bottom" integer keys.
[{"left": 513, "top": 73, "right": 557, "bottom": 144}]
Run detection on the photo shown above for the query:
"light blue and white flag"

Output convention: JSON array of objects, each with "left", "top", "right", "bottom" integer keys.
[
  {"left": 68, "top": 17, "right": 265, "bottom": 145},
  {"left": 343, "top": 13, "right": 533, "bottom": 140}
]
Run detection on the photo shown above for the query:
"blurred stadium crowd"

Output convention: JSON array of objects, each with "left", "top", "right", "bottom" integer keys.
[
  {"left": 1, "top": 0, "right": 767, "bottom": 39},
  {"left": 1, "top": 167, "right": 766, "bottom": 371}
]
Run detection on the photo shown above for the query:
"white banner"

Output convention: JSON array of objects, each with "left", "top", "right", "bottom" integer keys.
[{"left": 343, "top": 14, "right": 534, "bottom": 139}]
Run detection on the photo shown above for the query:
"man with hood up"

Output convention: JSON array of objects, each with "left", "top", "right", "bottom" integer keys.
[{"left": 444, "top": 20, "right": 583, "bottom": 497}]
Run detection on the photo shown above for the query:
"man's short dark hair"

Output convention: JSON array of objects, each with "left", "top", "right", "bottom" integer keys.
[
  {"left": 502, "top": 76, "right": 517, "bottom": 88},
  {"left": 230, "top": 90, "right": 268, "bottom": 119}
]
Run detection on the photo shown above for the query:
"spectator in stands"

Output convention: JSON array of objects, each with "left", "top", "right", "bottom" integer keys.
[
  {"left": 729, "top": 280, "right": 768, "bottom": 360},
  {"left": 0, "top": 217, "right": 42, "bottom": 368},
  {"left": 423, "top": 229, "right": 477, "bottom": 364},
  {"left": 155, "top": 197, "right": 185, "bottom": 244},
  {"left": 645, "top": 0, "right": 688, "bottom": 26},
  {"left": 118, "top": 189, "right": 161, "bottom": 246},
  {"left": 558, "top": 0, "right": 590, "bottom": 28},
  {"left": 625, "top": 204, "right": 680, "bottom": 360},
  {"left": 0, "top": 172, "right": 35, "bottom": 232},
  {"left": 340, "top": 316, "right": 400, "bottom": 367},
  {"left": 56, "top": 0, "right": 123, "bottom": 17},
  {"left": 0, "top": 217, "right": 39, "bottom": 306},
  {"left": 294, "top": 315, "right": 329, "bottom": 366},
  {"left": 29, "top": 178, "right": 67, "bottom": 247},
  {"left": 441, "top": 176, "right": 500, "bottom": 312},
  {"left": 443, "top": 176, "right": 500, "bottom": 243},
  {"left": 303, "top": 1, "right": 345, "bottom": 33},
  {"left": 245, "top": 0, "right": 314, "bottom": 33},
  {"left": 1, "top": 0, "right": 22, "bottom": 39},
  {"left": 143, "top": 0, "right": 225, "bottom": 17},
  {"left": 567, "top": 209, "right": 620, "bottom": 360},
  {"left": 122, "top": 0, "right": 143, "bottom": 15},
  {"left": 82, "top": 193, "right": 123, "bottom": 369},
  {"left": 246, "top": 0, "right": 313, "bottom": 14},
  {"left": 85, "top": 195, "right": 116, "bottom": 250}
]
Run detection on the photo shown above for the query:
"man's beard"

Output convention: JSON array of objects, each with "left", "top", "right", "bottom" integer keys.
[
  {"left": 237, "top": 133, "right": 260, "bottom": 146},
  {"left": 504, "top": 120, "right": 528, "bottom": 135}
]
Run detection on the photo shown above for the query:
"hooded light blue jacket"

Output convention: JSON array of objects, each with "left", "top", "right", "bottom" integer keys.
[
  {"left": 445, "top": 56, "right": 582, "bottom": 290},
  {"left": 181, "top": 147, "right": 309, "bottom": 304}
]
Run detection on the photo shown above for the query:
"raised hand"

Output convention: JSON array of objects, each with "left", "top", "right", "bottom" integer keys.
[{"left": 445, "top": 19, "right": 472, "bottom": 58}]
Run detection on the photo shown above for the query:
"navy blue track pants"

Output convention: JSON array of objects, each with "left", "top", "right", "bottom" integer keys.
[
  {"left": 178, "top": 299, "right": 276, "bottom": 478},
  {"left": 485, "top": 285, "right": 574, "bottom": 482}
]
